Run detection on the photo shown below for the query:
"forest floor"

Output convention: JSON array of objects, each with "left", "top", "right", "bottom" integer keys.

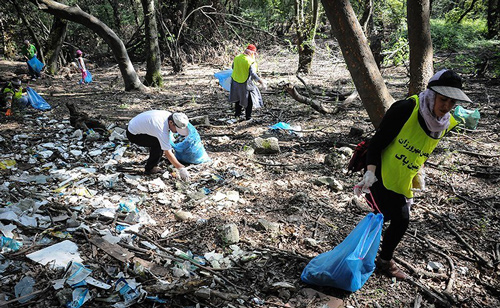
[{"left": 0, "top": 41, "right": 499, "bottom": 308}]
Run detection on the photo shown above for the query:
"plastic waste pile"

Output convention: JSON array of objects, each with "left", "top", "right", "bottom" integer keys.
[{"left": 0, "top": 114, "right": 265, "bottom": 307}]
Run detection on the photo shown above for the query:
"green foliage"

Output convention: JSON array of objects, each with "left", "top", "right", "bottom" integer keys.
[
  {"left": 430, "top": 19, "right": 488, "bottom": 51},
  {"left": 239, "top": 0, "right": 294, "bottom": 31},
  {"left": 383, "top": 34, "right": 409, "bottom": 67}
]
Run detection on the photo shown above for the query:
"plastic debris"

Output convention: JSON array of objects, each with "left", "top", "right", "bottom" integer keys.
[{"left": 27, "top": 240, "right": 83, "bottom": 269}]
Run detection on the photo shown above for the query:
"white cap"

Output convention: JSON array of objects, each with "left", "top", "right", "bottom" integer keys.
[{"left": 172, "top": 113, "right": 189, "bottom": 136}]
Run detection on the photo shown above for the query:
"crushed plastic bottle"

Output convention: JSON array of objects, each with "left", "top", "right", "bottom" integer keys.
[{"left": 1, "top": 236, "right": 23, "bottom": 252}]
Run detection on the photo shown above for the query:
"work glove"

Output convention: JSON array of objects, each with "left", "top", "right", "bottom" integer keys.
[
  {"left": 178, "top": 167, "right": 190, "bottom": 182},
  {"left": 5, "top": 109, "right": 12, "bottom": 116},
  {"left": 354, "top": 170, "right": 377, "bottom": 196},
  {"left": 412, "top": 168, "right": 426, "bottom": 191}
]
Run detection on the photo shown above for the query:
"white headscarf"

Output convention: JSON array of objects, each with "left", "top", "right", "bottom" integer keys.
[{"left": 418, "top": 89, "right": 450, "bottom": 138}]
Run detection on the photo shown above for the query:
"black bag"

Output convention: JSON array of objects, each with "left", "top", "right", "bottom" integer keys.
[{"left": 347, "top": 139, "right": 370, "bottom": 173}]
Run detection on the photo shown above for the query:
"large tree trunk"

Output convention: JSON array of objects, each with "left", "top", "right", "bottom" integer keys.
[
  {"left": 30, "top": 0, "right": 144, "bottom": 91},
  {"left": 407, "top": 0, "right": 433, "bottom": 96},
  {"left": 487, "top": 0, "right": 500, "bottom": 39},
  {"left": 45, "top": 17, "right": 67, "bottom": 75},
  {"left": 141, "top": 0, "right": 163, "bottom": 87},
  {"left": 321, "top": 0, "right": 393, "bottom": 128}
]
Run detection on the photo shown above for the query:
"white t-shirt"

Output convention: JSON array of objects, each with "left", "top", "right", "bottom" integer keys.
[{"left": 127, "top": 110, "right": 172, "bottom": 151}]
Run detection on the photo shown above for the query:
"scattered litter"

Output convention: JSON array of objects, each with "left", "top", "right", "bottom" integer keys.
[{"left": 27, "top": 240, "right": 83, "bottom": 269}]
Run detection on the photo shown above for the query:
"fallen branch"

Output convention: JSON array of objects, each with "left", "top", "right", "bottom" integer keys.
[
  {"left": 284, "top": 83, "right": 332, "bottom": 114},
  {"left": 405, "top": 278, "right": 451, "bottom": 307},
  {"left": 394, "top": 256, "right": 447, "bottom": 279},
  {"left": 234, "top": 153, "right": 294, "bottom": 167},
  {"left": 442, "top": 220, "right": 493, "bottom": 268}
]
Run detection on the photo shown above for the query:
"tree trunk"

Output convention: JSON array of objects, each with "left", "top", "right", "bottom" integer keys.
[
  {"left": 141, "top": 0, "right": 163, "bottom": 87},
  {"left": 108, "top": 0, "right": 122, "bottom": 35},
  {"left": 30, "top": 0, "right": 144, "bottom": 91},
  {"left": 359, "top": 0, "right": 373, "bottom": 35},
  {"left": 487, "top": 0, "right": 500, "bottom": 39},
  {"left": 457, "top": 0, "right": 478, "bottom": 23},
  {"left": 45, "top": 17, "right": 67, "bottom": 75},
  {"left": 407, "top": 0, "right": 433, "bottom": 96},
  {"left": 295, "top": 0, "right": 320, "bottom": 74},
  {"left": 321, "top": 0, "right": 393, "bottom": 128},
  {"left": 12, "top": 0, "right": 46, "bottom": 64}
]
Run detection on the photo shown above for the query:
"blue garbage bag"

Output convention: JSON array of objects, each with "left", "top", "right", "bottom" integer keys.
[
  {"left": 84, "top": 70, "right": 93, "bottom": 83},
  {"left": 26, "top": 87, "right": 51, "bottom": 111},
  {"left": 453, "top": 105, "right": 480, "bottom": 129},
  {"left": 171, "top": 123, "right": 210, "bottom": 164},
  {"left": 301, "top": 212, "right": 384, "bottom": 292},
  {"left": 214, "top": 69, "right": 232, "bottom": 91},
  {"left": 27, "top": 56, "right": 44, "bottom": 74}
]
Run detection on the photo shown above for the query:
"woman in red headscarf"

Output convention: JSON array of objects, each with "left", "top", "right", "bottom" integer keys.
[{"left": 228, "top": 44, "right": 267, "bottom": 121}]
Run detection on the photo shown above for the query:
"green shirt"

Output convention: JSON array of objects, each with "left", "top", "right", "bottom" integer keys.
[{"left": 22, "top": 44, "right": 37, "bottom": 59}]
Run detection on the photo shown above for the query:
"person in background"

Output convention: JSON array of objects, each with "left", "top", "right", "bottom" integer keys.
[
  {"left": 1, "top": 77, "right": 29, "bottom": 116},
  {"left": 76, "top": 50, "right": 88, "bottom": 84},
  {"left": 126, "top": 110, "right": 191, "bottom": 180},
  {"left": 229, "top": 44, "right": 267, "bottom": 121},
  {"left": 355, "top": 69, "right": 472, "bottom": 280},
  {"left": 21, "top": 40, "right": 40, "bottom": 81}
]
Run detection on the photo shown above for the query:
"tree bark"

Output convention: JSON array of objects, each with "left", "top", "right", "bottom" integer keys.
[
  {"left": 407, "top": 0, "right": 433, "bottom": 96},
  {"left": 295, "top": 0, "right": 320, "bottom": 74},
  {"left": 487, "top": 0, "right": 500, "bottom": 39},
  {"left": 108, "top": 0, "right": 122, "bottom": 35},
  {"left": 45, "top": 17, "right": 67, "bottom": 75},
  {"left": 30, "top": 0, "right": 145, "bottom": 91},
  {"left": 141, "top": 0, "right": 163, "bottom": 87},
  {"left": 321, "top": 0, "right": 393, "bottom": 128},
  {"left": 359, "top": 0, "right": 373, "bottom": 35}
]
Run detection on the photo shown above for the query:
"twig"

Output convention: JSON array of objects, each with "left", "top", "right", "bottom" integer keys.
[
  {"left": 457, "top": 150, "right": 500, "bottom": 158},
  {"left": 394, "top": 256, "right": 447, "bottom": 279},
  {"left": 234, "top": 153, "right": 293, "bottom": 167},
  {"left": 296, "top": 74, "right": 314, "bottom": 97},
  {"left": 0, "top": 286, "right": 50, "bottom": 307},
  {"left": 442, "top": 219, "right": 493, "bottom": 268},
  {"left": 405, "top": 278, "right": 450, "bottom": 307}
]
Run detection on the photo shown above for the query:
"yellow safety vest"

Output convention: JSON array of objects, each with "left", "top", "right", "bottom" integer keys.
[
  {"left": 381, "top": 95, "right": 458, "bottom": 198},
  {"left": 231, "top": 54, "right": 255, "bottom": 83},
  {"left": 3, "top": 83, "right": 23, "bottom": 100}
]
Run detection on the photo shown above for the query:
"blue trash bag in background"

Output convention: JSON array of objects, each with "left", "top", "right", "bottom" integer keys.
[
  {"left": 171, "top": 123, "right": 211, "bottom": 164},
  {"left": 27, "top": 56, "right": 44, "bottom": 74},
  {"left": 214, "top": 69, "right": 232, "bottom": 91},
  {"left": 26, "top": 87, "right": 51, "bottom": 111},
  {"left": 453, "top": 105, "right": 480, "bottom": 129},
  {"left": 301, "top": 212, "right": 384, "bottom": 292}
]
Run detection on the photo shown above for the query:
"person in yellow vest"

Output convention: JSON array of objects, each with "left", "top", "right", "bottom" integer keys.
[
  {"left": 1, "top": 78, "right": 29, "bottom": 116},
  {"left": 229, "top": 44, "right": 267, "bottom": 121},
  {"left": 354, "top": 69, "right": 472, "bottom": 280}
]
